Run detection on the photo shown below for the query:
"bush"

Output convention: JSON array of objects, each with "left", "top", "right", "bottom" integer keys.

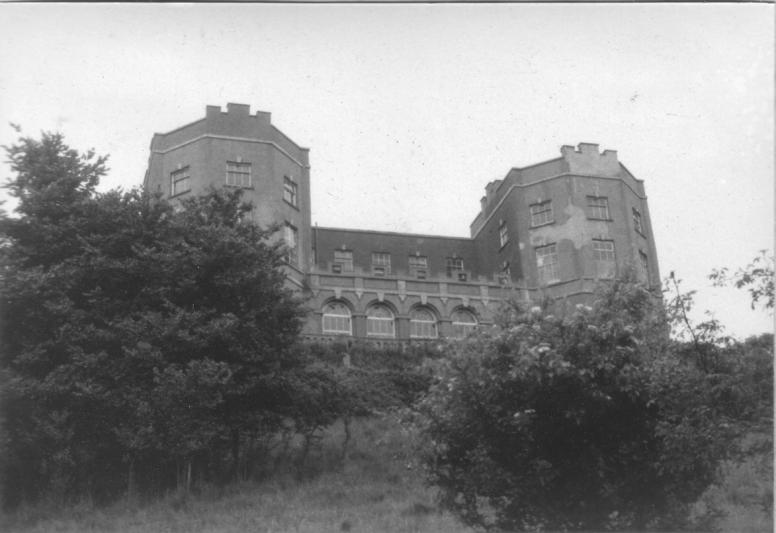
[{"left": 417, "top": 280, "right": 736, "bottom": 531}]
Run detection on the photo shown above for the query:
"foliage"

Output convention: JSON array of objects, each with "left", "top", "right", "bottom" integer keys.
[
  {"left": 417, "top": 279, "right": 737, "bottom": 531},
  {"left": 0, "top": 131, "right": 305, "bottom": 507},
  {"left": 709, "top": 250, "right": 774, "bottom": 311}
]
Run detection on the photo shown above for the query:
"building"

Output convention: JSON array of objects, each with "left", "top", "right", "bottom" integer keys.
[{"left": 144, "top": 104, "right": 660, "bottom": 343}]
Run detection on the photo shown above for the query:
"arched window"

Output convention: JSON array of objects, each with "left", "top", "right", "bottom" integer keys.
[
  {"left": 322, "top": 301, "right": 352, "bottom": 335},
  {"left": 451, "top": 309, "right": 478, "bottom": 339},
  {"left": 366, "top": 304, "right": 395, "bottom": 338},
  {"left": 410, "top": 307, "right": 438, "bottom": 339}
]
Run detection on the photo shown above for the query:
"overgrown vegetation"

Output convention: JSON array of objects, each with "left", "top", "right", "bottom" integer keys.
[
  {"left": 1, "top": 417, "right": 473, "bottom": 533},
  {"left": 0, "top": 132, "right": 307, "bottom": 506},
  {"left": 0, "top": 131, "right": 771, "bottom": 531},
  {"left": 415, "top": 276, "right": 772, "bottom": 531}
]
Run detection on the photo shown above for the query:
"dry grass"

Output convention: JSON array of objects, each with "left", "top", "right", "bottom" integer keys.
[{"left": 1, "top": 415, "right": 472, "bottom": 533}]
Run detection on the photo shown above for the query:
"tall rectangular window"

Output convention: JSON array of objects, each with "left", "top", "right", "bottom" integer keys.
[
  {"left": 530, "top": 200, "right": 554, "bottom": 227},
  {"left": 283, "top": 176, "right": 298, "bottom": 207},
  {"left": 446, "top": 257, "right": 464, "bottom": 278},
  {"left": 170, "top": 166, "right": 190, "bottom": 196},
  {"left": 372, "top": 252, "right": 391, "bottom": 276},
  {"left": 408, "top": 255, "right": 428, "bottom": 279},
  {"left": 333, "top": 250, "right": 353, "bottom": 273},
  {"left": 284, "top": 223, "right": 298, "bottom": 265},
  {"left": 592, "top": 239, "right": 616, "bottom": 278},
  {"left": 587, "top": 196, "right": 610, "bottom": 220},
  {"left": 536, "top": 243, "right": 560, "bottom": 284},
  {"left": 639, "top": 251, "right": 649, "bottom": 281},
  {"left": 632, "top": 208, "right": 644, "bottom": 235},
  {"left": 499, "top": 221, "right": 509, "bottom": 247},
  {"left": 226, "top": 161, "right": 252, "bottom": 188}
]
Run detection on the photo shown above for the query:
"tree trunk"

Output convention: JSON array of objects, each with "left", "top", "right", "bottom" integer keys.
[
  {"left": 185, "top": 458, "right": 192, "bottom": 494},
  {"left": 231, "top": 428, "right": 240, "bottom": 482},
  {"left": 127, "top": 458, "right": 136, "bottom": 501}
]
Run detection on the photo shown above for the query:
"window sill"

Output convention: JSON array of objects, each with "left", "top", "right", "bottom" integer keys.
[
  {"left": 224, "top": 185, "right": 254, "bottom": 190},
  {"left": 284, "top": 200, "right": 300, "bottom": 211},
  {"left": 530, "top": 221, "right": 555, "bottom": 229},
  {"left": 170, "top": 190, "right": 191, "bottom": 198},
  {"left": 587, "top": 217, "right": 613, "bottom": 222}
]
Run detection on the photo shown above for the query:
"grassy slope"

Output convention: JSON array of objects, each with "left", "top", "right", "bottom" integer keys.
[
  {"left": 3, "top": 416, "right": 772, "bottom": 532},
  {"left": 2, "top": 415, "right": 473, "bottom": 533}
]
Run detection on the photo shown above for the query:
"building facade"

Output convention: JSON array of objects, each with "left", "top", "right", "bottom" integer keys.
[{"left": 144, "top": 104, "right": 660, "bottom": 343}]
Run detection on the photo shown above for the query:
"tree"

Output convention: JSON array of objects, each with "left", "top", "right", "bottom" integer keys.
[
  {"left": 417, "top": 278, "right": 735, "bottom": 531},
  {"left": 0, "top": 131, "right": 305, "bottom": 507},
  {"left": 709, "top": 250, "right": 774, "bottom": 311}
]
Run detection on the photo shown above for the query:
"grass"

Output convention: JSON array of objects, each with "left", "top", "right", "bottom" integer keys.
[
  {"left": 1, "top": 414, "right": 473, "bottom": 533},
  {"left": 2, "top": 416, "right": 772, "bottom": 532}
]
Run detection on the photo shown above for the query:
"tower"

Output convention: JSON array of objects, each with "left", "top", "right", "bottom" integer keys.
[{"left": 143, "top": 103, "right": 311, "bottom": 288}]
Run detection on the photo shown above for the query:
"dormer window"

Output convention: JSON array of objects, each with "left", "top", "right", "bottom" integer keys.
[
  {"left": 409, "top": 255, "right": 428, "bottom": 279},
  {"left": 372, "top": 252, "right": 391, "bottom": 276},
  {"left": 446, "top": 257, "right": 464, "bottom": 278}
]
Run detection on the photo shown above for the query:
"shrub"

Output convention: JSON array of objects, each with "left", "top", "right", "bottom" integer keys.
[{"left": 417, "top": 280, "right": 735, "bottom": 531}]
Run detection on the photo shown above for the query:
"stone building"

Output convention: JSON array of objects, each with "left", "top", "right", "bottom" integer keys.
[{"left": 144, "top": 103, "right": 660, "bottom": 343}]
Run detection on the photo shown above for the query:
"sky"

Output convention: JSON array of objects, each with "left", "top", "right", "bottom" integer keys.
[{"left": 0, "top": 3, "right": 772, "bottom": 339}]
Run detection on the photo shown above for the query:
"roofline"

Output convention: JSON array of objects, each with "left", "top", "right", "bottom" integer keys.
[
  {"left": 314, "top": 225, "right": 473, "bottom": 242},
  {"left": 151, "top": 117, "right": 206, "bottom": 141},
  {"left": 470, "top": 172, "right": 648, "bottom": 238},
  {"left": 151, "top": 111, "right": 310, "bottom": 153}
]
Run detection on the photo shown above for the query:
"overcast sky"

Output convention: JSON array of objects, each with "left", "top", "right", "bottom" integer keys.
[{"left": 0, "top": 4, "right": 772, "bottom": 338}]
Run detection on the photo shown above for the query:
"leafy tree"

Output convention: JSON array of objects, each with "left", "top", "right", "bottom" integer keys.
[
  {"left": 0, "top": 131, "right": 305, "bottom": 507},
  {"left": 417, "top": 278, "right": 735, "bottom": 531},
  {"left": 709, "top": 250, "right": 774, "bottom": 311}
]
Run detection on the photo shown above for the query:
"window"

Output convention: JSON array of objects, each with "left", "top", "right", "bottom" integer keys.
[
  {"left": 409, "top": 255, "right": 428, "bottom": 279},
  {"left": 410, "top": 307, "right": 438, "bottom": 339},
  {"left": 451, "top": 309, "right": 477, "bottom": 339},
  {"left": 592, "top": 239, "right": 616, "bottom": 279},
  {"left": 372, "top": 252, "right": 391, "bottom": 276},
  {"left": 530, "top": 200, "right": 553, "bottom": 227},
  {"left": 632, "top": 208, "right": 644, "bottom": 235},
  {"left": 366, "top": 304, "right": 395, "bottom": 337},
  {"left": 284, "top": 223, "right": 298, "bottom": 265},
  {"left": 536, "top": 243, "right": 560, "bottom": 284},
  {"left": 499, "top": 221, "right": 509, "bottom": 247},
  {"left": 170, "top": 166, "right": 190, "bottom": 196},
  {"left": 226, "top": 161, "right": 252, "bottom": 188},
  {"left": 333, "top": 250, "right": 353, "bottom": 273},
  {"left": 446, "top": 257, "right": 464, "bottom": 278},
  {"left": 587, "top": 196, "right": 610, "bottom": 220},
  {"left": 322, "top": 301, "right": 352, "bottom": 335},
  {"left": 283, "top": 176, "right": 298, "bottom": 207},
  {"left": 639, "top": 251, "right": 649, "bottom": 281}
]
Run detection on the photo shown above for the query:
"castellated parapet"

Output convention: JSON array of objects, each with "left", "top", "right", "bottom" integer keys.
[{"left": 561, "top": 143, "right": 620, "bottom": 177}]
